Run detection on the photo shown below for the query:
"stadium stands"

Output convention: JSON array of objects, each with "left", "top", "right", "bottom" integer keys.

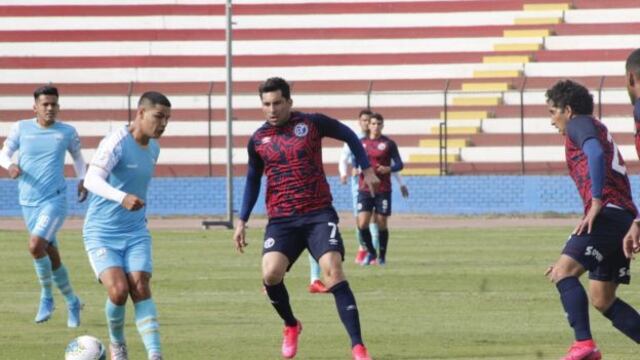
[{"left": 0, "top": 0, "right": 639, "bottom": 176}]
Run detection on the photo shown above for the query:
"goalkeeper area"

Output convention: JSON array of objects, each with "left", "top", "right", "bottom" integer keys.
[{"left": 1, "top": 221, "right": 639, "bottom": 359}]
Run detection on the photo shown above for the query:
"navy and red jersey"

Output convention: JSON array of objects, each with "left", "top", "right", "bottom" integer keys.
[
  {"left": 358, "top": 135, "right": 403, "bottom": 193},
  {"left": 565, "top": 115, "right": 637, "bottom": 217},
  {"left": 239, "top": 111, "right": 370, "bottom": 221},
  {"left": 633, "top": 101, "right": 640, "bottom": 159}
]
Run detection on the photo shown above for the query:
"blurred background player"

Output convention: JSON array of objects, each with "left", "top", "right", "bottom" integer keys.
[
  {"left": 544, "top": 80, "right": 640, "bottom": 360},
  {"left": 83, "top": 92, "right": 170, "bottom": 360},
  {"left": 0, "top": 85, "right": 86, "bottom": 327},
  {"left": 337, "top": 109, "right": 408, "bottom": 265},
  {"left": 233, "top": 77, "right": 378, "bottom": 360},
  {"left": 357, "top": 112, "right": 404, "bottom": 265},
  {"left": 625, "top": 48, "right": 640, "bottom": 160}
]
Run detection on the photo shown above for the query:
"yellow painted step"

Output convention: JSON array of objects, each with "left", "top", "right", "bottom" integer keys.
[
  {"left": 419, "top": 139, "right": 469, "bottom": 147},
  {"left": 494, "top": 43, "right": 542, "bottom": 52},
  {"left": 430, "top": 126, "right": 480, "bottom": 134},
  {"left": 461, "top": 82, "right": 511, "bottom": 92},
  {"left": 440, "top": 111, "right": 490, "bottom": 120},
  {"left": 473, "top": 70, "right": 522, "bottom": 78},
  {"left": 409, "top": 154, "right": 459, "bottom": 163},
  {"left": 523, "top": 3, "right": 571, "bottom": 11},
  {"left": 514, "top": 17, "right": 562, "bottom": 25},
  {"left": 452, "top": 96, "right": 502, "bottom": 106},
  {"left": 401, "top": 168, "right": 441, "bottom": 176},
  {"left": 503, "top": 29, "right": 553, "bottom": 37},
  {"left": 483, "top": 55, "right": 531, "bottom": 64}
]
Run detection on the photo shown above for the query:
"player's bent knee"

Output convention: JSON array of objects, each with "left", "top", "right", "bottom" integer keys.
[
  {"left": 590, "top": 295, "right": 615, "bottom": 313},
  {"left": 107, "top": 283, "right": 130, "bottom": 305},
  {"left": 28, "top": 236, "right": 48, "bottom": 257},
  {"left": 262, "top": 271, "right": 285, "bottom": 286}
]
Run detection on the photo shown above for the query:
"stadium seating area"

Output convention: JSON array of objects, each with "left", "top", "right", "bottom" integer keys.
[{"left": 1, "top": 0, "right": 639, "bottom": 176}]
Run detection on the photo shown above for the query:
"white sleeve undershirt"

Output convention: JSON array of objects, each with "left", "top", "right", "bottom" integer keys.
[
  {"left": 84, "top": 165, "right": 127, "bottom": 204},
  {"left": 71, "top": 153, "right": 87, "bottom": 179},
  {"left": 0, "top": 146, "right": 14, "bottom": 169}
]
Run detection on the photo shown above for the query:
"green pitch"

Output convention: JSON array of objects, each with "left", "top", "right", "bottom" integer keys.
[{"left": 1, "top": 225, "right": 639, "bottom": 359}]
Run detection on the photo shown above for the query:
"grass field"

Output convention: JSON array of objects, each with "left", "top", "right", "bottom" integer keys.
[{"left": 1, "top": 225, "right": 640, "bottom": 359}]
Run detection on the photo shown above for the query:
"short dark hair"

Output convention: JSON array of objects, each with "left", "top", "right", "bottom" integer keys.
[
  {"left": 358, "top": 109, "right": 373, "bottom": 118},
  {"left": 370, "top": 112, "right": 384, "bottom": 123},
  {"left": 545, "top": 79, "right": 594, "bottom": 116},
  {"left": 33, "top": 85, "right": 58, "bottom": 100},
  {"left": 259, "top": 77, "right": 291, "bottom": 100},
  {"left": 626, "top": 48, "right": 640, "bottom": 78},
  {"left": 138, "top": 91, "right": 171, "bottom": 107}
]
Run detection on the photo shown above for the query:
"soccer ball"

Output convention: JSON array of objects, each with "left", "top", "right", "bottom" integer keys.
[{"left": 65, "top": 335, "right": 106, "bottom": 360}]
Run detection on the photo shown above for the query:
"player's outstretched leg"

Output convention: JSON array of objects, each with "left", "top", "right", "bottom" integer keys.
[
  {"left": 308, "top": 254, "right": 328, "bottom": 294},
  {"left": 134, "top": 298, "right": 163, "bottom": 360},
  {"left": 556, "top": 277, "right": 600, "bottom": 360},
  {"left": 33, "top": 256, "right": 55, "bottom": 323},
  {"left": 329, "top": 281, "right": 371, "bottom": 360},
  {"left": 52, "top": 264, "right": 82, "bottom": 327},
  {"left": 265, "top": 281, "right": 300, "bottom": 358},
  {"left": 602, "top": 298, "right": 640, "bottom": 343},
  {"left": 106, "top": 298, "right": 128, "bottom": 360}
]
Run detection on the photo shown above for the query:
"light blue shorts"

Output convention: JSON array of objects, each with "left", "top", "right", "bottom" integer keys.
[
  {"left": 86, "top": 234, "right": 153, "bottom": 278},
  {"left": 21, "top": 195, "right": 67, "bottom": 247}
]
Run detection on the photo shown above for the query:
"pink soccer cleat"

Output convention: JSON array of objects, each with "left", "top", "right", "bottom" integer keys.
[
  {"left": 352, "top": 344, "right": 372, "bottom": 360},
  {"left": 308, "top": 280, "right": 329, "bottom": 294},
  {"left": 354, "top": 248, "right": 367, "bottom": 264},
  {"left": 561, "top": 339, "right": 601, "bottom": 360},
  {"left": 281, "top": 321, "right": 302, "bottom": 359}
]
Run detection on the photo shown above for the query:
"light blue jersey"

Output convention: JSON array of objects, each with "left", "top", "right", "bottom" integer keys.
[
  {"left": 83, "top": 126, "right": 159, "bottom": 251},
  {"left": 4, "top": 118, "right": 82, "bottom": 206},
  {"left": 341, "top": 132, "right": 366, "bottom": 215}
]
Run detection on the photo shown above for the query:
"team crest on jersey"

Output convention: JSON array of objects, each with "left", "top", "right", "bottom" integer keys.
[
  {"left": 294, "top": 123, "right": 308, "bottom": 137},
  {"left": 377, "top": 142, "right": 387, "bottom": 150},
  {"left": 261, "top": 136, "right": 271, "bottom": 144},
  {"left": 54, "top": 134, "right": 64, "bottom": 142},
  {"left": 264, "top": 237, "right": 275, "bottom": 249}
]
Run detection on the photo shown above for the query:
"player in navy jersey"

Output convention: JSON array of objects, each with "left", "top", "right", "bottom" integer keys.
[
  {"left": 544, "top": 80, "right": 640, "bottom": 360},
  {"left": 233, "top": 77, "right": 379, "bottom": 360},
  {"left": 0, "top": 86, "right": 86, "bottom": 327},
  {"left": 357, "top": 113, "right": 403, "bottom": 266}
]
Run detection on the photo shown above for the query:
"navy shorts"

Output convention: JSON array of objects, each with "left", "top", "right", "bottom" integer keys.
[
  {"left": 263, "top": 207, "right": 345, "bottom": 270},
  {"left": 562, "top": 207, "right": 633, "bottom": 284},
  {"left": 357, "top": 191, "right": 392, "bottom": 216}
]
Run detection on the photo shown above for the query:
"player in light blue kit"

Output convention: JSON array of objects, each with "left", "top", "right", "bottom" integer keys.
[
  {"left": 0, "top": 85, "right": 86, "bottom": 327},
  {"left": 83, "top": 92, "right": 170, "bottom": 360}
]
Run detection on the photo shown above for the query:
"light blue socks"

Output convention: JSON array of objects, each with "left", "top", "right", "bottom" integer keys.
[
  {"left": 106, "top": 298, "right": 126, "bottom": 344},
  {"left": 33, "top": 256, "right": 53, "bottom": 299},
  {"left": 309, "top": 253, "right": 321, "bottom": 283},
  {"left": 135, "top": 298, "right": 162, "bottom": 357}
]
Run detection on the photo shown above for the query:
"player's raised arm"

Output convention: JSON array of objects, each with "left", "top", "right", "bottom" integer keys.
[
  {"left": 234, "top": 138, "right": 265, "bottom": 253},
  {"left": 84, "top": 134, "right": 144, "bottom": 211}
]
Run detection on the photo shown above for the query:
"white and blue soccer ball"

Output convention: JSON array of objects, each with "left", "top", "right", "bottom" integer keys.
[{"left": 65, "top": 335, "right": 106, "bottom": 360}]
